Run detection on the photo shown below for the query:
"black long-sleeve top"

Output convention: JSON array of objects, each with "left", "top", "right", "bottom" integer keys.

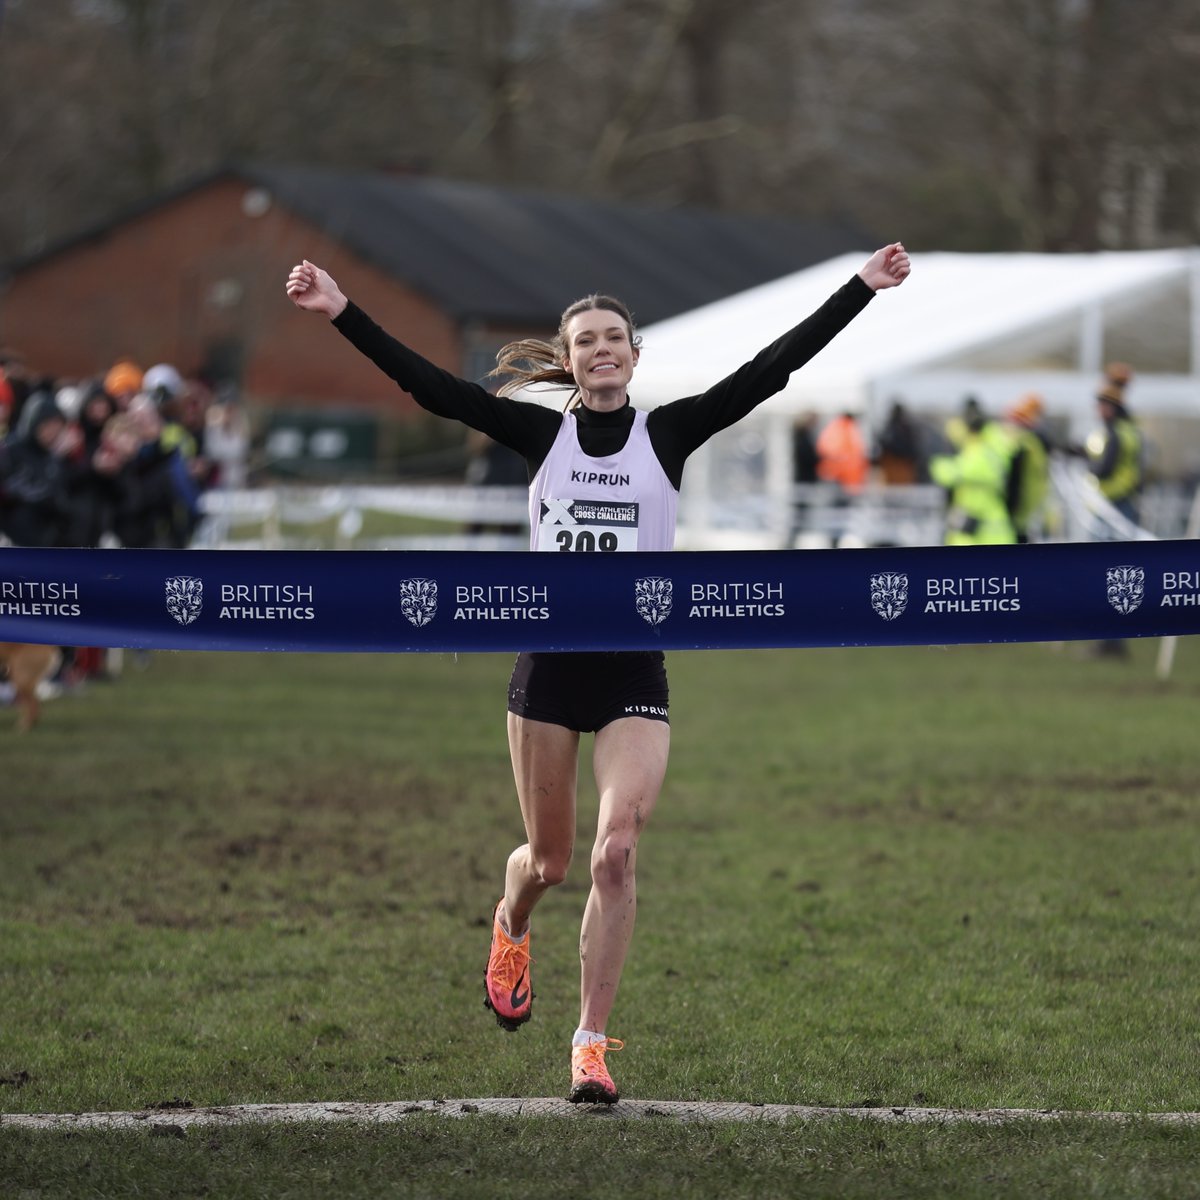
[{"left": 332, "top": 274, "right": 875, "bottom": 491}]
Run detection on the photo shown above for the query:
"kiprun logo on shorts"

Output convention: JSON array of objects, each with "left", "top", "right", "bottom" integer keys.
[
  {"left": 399, "top": 577, "right": 438, "bottom": 627},
  {"left": 165, "top": 576, "right": 204, "bottom": 626},
  {"left": 634, "top": 576, "right": 673, "bottom": 627},
  {"left": 869, "top": 572, "right": 908, "bottom": 621},
  {"left": 1106, "top": 565, "right": 1144, "bottom": 615}
]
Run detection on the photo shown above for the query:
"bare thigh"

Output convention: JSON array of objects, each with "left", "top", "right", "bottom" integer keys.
[
  {"left": 592, "top": 716, "right": 671, "bottom": 850},
  {"left": 507, "top": 713, "right": 580, "bottom": 874}
]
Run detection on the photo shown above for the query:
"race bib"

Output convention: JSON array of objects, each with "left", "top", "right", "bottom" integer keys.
[{"left": 537, "top": 499, "right": 639, "bottom": 552}]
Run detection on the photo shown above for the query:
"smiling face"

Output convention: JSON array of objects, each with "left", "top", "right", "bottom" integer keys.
[{"left": 562, "top": 306, "right": 639, "bottom": 410}]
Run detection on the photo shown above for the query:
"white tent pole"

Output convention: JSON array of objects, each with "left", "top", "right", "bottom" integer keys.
[
  {"left": 1190, "top": 247, "right": 1200, "bottom": 377},
  {"left": 765, "top": 413, "right": 792, "bottom": 547},
  {"left": 1156, "top": 251, "right": 1200, "bottom": 683},
  {"left": 1155, "top": 482, "right": 1200, "bottom": 681},
  {"left": 1078, "top": 301, "right": 1104, "bottom": 375}
]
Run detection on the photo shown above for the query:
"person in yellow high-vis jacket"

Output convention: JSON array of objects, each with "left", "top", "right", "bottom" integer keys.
[
  {"left": 1004, "top": 392, "right": 1052, "bottom": 542},
  {"left": 1086, "top": 381, "right": 1143, "bottom": 525},
  {"left": 929, "top": 407, "right": 1017, "bottom": 545},
  {"left": 1083, "top": 369, "right": 1143, "bottom": 658}
]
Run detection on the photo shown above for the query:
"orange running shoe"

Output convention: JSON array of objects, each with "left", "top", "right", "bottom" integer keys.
[
  {"left": 567, "top": 1037, "right": 624, "bottom": 1104},
  {"left": 483, "top": 899, "right": 533, "bottom": 1031}
]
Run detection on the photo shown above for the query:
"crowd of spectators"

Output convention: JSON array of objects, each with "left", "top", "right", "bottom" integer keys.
[
  {"left": 0, "top": 350, "right": 249, "bottom": 551},
  {"left": 0, "top": 351, "right": 250, "bottom": 698}
]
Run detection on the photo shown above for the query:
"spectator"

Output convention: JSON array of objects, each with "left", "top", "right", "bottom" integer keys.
[
  {"left": 65, "top": 392, "right": 137, "bottom": 548},
  {"left": 0, "top": 357, "right": 17, "bottom": 436},
  {"left": 118, "top": 396, "right": 187, "bottom": 547},
  {"left": 0, "top": 389, "right": 80, "bottom": 547},
  {"left": 875, "top": 399, "right": 924, "bottom": 484},
  {"left": 944, "top": 394, "right": 984, "bottom": 449},
  {"left": 203, "top": 389, "right": 251, "bottom": 490},
  {"left": 144, "top": 364, "right": 193, "bottom": 452},
  {"left": 138, "top": 366, "right": 212, "bottom": 545},
  {"left": 76, "top": 381, "right": 118, "bottom": 462},
  {"left": 1084, "top": 369, "right": 1143, "bottom": 660},
  {"left": 928, "top": 403, "right": 1016, "bottom": 545},
  {"left": 1086, "top": 375, "right": 1143, "bottom": 526},
  {"left": 64, "top": 393, "right": 142, "bottom": 682},
  {"left": 2, "top": 351, "right": 42, "bottom": 435},
  {"left": 791, "top": 411, "right": 820, "bottom": 484},
  {"left": 1003, "top": 392, "right": 1052, "bottom": 543},
  {"left": 180, "top": 380, "right": 220, "bottom": 491},
  {"left": 816, "top": 411, "right": 869, "bottom": 495},
  {"left": 103, "top": 359, "right": 143, "bottom": 411}
]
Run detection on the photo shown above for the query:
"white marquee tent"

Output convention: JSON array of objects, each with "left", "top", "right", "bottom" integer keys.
[
  {"left": 632, "top": 247, "right": 1200, "bottom": 421},
  {"left": 627, "top": 248, "right": 1200, "bottom": 546}
]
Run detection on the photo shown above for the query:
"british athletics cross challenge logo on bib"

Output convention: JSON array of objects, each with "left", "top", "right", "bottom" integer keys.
[{"left": 537, "top": 499, "right": 639, "bottom": 552}]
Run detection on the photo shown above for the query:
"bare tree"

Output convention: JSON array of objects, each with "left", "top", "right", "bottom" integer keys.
[
  {"left": 1, "top": 0, "right": 1197, "bottom": 264},
  {"left": 856, "top": 0, "right": 1200, "bottom": 250}
]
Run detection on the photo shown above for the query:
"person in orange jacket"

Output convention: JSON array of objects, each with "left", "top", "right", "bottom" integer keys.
[{"left": 816, "top": 411, "right": 870, "bottom": 494}]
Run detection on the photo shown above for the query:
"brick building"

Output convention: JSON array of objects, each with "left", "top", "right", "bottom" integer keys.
[{"left": 0, "top": 166, "right": 870, "bottom": 473}]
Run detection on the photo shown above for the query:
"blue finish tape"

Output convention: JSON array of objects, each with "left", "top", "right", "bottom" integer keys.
[{"left": 0, "top": 543, "right": 1196, "bottom": 652}]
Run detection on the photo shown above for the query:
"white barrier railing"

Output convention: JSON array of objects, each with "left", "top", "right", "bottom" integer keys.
[
  {"left": 1049, "top": 459, "right": 1156, "bottom": 542},
  {"left": 193, "top": 473, "right": 1195, "bottom": 553},
  {"left": 193, "top": 485, "right": 529, "bottom": 550}
]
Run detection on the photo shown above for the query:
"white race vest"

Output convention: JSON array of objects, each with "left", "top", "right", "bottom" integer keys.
[{"left": 529, "top": 409, "right": 678, "bottom": 552}]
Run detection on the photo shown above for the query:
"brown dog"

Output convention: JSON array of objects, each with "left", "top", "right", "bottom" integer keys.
[{"left": 1, "top": 642, "right": 62, "bottom": 732}]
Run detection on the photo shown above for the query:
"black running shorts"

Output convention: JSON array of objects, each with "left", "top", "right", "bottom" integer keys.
[{"left": 507, "top": 650, "right": 669, "bottom": 733}]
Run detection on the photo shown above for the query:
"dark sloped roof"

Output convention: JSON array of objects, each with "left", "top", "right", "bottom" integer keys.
[
  {"left": 3, "top": 163, "right": 873, "bottom": 327},
  {"left": 244, "top": 165, "right": 872, "bottom": 326}
]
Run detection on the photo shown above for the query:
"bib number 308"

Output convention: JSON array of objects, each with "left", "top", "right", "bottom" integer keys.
[{"left": 554, "top": 528, "right": 620, "bottom": 552}]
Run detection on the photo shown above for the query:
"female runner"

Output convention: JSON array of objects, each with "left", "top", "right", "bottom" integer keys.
[{"left": 286, "top": 242, "right": 910, "bottom": 1102}]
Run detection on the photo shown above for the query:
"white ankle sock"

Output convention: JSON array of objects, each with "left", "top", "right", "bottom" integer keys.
[
  {"left": 572, "top": 1028, "right": 606, "bottom": 1046},
  {"left": 497, "top": 906, "right": 527, "bottom": 943}
]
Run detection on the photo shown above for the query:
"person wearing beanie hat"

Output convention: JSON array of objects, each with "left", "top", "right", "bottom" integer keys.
[
  {"left": 143, "top": 363, "right": 184, "bottom": 406},
  {"left": 1002, "top": 392, "right": 1052, "bottom": 542},
  {"left": 1085, "top": 371, "right": 1144, "bottom": 660},
  {"left": 1086, "top": 376, "right": 1143, "bottom": 524},
  {"left": 103, "top": 360, "right": 144, "bottom": 410},
  {"left": 944, "top": 394, "right": 985, "bottom": 449},
  {"left": 1103, "top": 361, "right": 1133, "bottom": 391},
  {"left": 1008, "top": 391, "right": 1044, "bottom": 429}
]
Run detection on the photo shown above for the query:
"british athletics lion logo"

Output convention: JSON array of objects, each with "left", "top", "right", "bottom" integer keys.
[
  {"left": 399, "top": 577, "right": 438, "bottom": 627},
  {"left": 1106, "top": 565, "right": 1144, "bottom": 615},
  {"left": 634, "top": 576, "right": 673, "bottom": 627},
  {"left": 869, "top": 572, "right": 908, "bottom": 621},
  {"left": 165, "top": 576, "right": 204, "bottom": 626}
]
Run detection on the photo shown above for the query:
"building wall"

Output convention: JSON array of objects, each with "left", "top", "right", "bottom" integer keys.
[{"left": 0, "top": 176, "right": 481, "bottom": 416}]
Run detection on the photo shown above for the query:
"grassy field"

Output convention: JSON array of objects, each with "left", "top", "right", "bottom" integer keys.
[{"left": 3, "top": 637, "right": 1200, "bottom": 1196}]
